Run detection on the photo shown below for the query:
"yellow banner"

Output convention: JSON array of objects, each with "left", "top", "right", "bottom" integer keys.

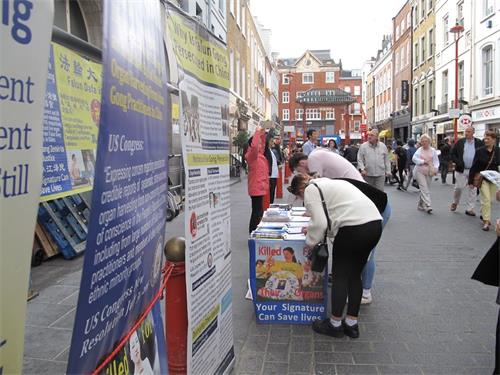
[
  {"left": 192, "top": 304, "right": 220, "bottom": 341},
  {"left": 166, "top": 13, "right": 230, "bottom": 89}
]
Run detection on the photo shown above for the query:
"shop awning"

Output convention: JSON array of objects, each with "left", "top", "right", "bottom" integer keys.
[{"left": 379, "top": 129, "right": 391, "bottom": 138}]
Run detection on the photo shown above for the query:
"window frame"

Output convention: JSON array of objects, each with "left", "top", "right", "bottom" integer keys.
[
  {"left": 482, "top": 45, "right": 494, "bottom": 97},
  {"left": 282, "top": 74, "right": 290, "bottom": 85},
  {"left": 295, "top": 108, "right": 303, "bottom": 120},
  {"left": 282, "top": 109, "right": 290, "bottom": 121},
  {"left": 302, "top": 72, "right": 314, "bottom": 84},
  {"left": 282, "top": 91, "right": 290, "bottom": 104},
  {"left": 325, "top": 71, "right": 335, "bottom": 83}
]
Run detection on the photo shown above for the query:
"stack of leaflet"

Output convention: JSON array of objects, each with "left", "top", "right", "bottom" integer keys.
[
  {"left": 261, "top": 207, "right": 291, "bottom": 222},
  {"left": 252, "top": 221, "right": 286, "bottom": 239}
]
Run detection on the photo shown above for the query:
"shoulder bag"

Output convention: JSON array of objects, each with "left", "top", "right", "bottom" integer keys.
[
  {"left": 307, "top": 183, "right": 331, "bottom": 273},
  {"left": 472, "top": 151, "right": 495, "bottom": 188}
]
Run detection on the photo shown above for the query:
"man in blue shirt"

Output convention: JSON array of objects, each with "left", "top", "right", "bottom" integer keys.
[{"left": 302, "top": 129, "right": 318, "bottom": 156}]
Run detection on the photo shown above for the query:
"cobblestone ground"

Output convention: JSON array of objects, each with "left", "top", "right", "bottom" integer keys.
[{"left": 24, "top": 175, "right": 499, "bottom": 374}]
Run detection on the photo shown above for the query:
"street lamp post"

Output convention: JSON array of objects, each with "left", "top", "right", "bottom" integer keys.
[{"left": 450, "top": 22, "right": 464, "bottom": 143}]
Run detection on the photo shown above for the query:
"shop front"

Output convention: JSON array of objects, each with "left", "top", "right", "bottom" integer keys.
[
  {"left": 472, "top": 105, "right": 500, "bottom": 140},
  {"left": 391, "top": 110, "right": 411, "bottom": 142}
]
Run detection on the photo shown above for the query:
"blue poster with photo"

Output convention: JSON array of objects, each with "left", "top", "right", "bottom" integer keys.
[
  {"left": 249, "top": 239, "right": 328, "bottom": 324},
  {"left": 67, "top": 0, "right": 169, "bottom": 373}
]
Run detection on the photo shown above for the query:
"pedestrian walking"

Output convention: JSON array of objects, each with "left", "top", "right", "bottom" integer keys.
[
  {"left": 357, "top": 129, "right": 391, "bottom": 191},
  {"left": 245, "top": 126, "right": 269, "bottom": 233},
  {"left": 288, "top": 175, "right": 382, "bottom": 338},
  {"left": 468, "top": 130, "right": 499, "bottom": 231},
  {"left": 439, "top": 137, "right": 452, "bottom": 183},
  {"left": 302, "top": 129, "right": 318, "bottom": 156},
  {"left": 412, "top": 134, "right": 440, "bottom": 214},
  {"left": 265, "top": 133, "right": 279, "bottom": 205},
  {"left": 394, "top": 141, "right": 407, "bottom": 190},
  {"left": 343, "top": 142, "right": 359, "bottom": 169},
  {"left": 403, "top": 139, "right": 418, "bottom": 190},
  {"left": 450, "top": 126, "right": 483, "bottom": 216}
]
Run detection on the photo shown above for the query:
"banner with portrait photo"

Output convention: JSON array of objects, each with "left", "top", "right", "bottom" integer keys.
[
  {"left": 165, "top": 4, "right": 234, "bottom": 374},
  {"left": 41, "top": 42, "right": 102, "bottom": 201},
  {"left": 249, "top": 239, "right": 328, "bottom": 324}
]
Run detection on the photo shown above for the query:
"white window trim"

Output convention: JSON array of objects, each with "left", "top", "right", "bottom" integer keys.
[
  {"left": 282, "top": 91, "right": 290, "bottom": 104},
  {"left": 325, "top": 71, "right": 335, "bottom": 83},
  {"left": 302, "top": 72, "right": 314, "bottom": 84},
  {"left": 325, "top": 110, "right": 335, "bottom": 120},
  {"left": 282, "top": 74, "right": 289, "bottom": 85},
  {"left": 295, "top": 108, "right": 303, "bottom": 120},
  {"left": 282, "top": 109, "right": 290, "bottom": 121},
  {"left": 481, "top": 44, "right": 494, "bottom": 98},
  {"left": 428, "top": 28, "right": 434, "bottom": 60}
]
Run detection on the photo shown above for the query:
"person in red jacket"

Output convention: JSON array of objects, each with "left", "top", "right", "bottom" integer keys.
[{"left": 245, "top": 126, "right": 270, "bottom": 233}]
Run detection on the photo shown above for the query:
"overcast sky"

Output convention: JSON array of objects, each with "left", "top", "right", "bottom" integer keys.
[{"left": 250, "top": 0, "right": 406, "bottom": 69}]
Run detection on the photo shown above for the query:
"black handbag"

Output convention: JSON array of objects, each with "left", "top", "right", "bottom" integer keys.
[{"left": 307, "top": 183, "right": 331, "bottom": 273}]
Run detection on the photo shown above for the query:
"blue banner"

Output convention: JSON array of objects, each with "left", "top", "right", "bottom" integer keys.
[
  {"left": 249, "top": 239, "right": 328, "bottom": 324},
  {"left": 67, "top": 1, "right": 169, "bottom": 373}
]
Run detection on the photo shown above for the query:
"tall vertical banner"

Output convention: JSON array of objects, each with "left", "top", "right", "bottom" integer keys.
[
  {"left": 0, "top": 1, "right": 53, "bottom": 374},
  {"left": 165, "top": 5, "right": 235, "bottom": 374},
  {"left": 67, "top": 0, "right": 169, "bottom": 373}
]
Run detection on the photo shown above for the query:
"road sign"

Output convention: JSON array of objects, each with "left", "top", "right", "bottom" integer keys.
[{"left": 458, "top": 114, "right": 473, "bottom": 130}]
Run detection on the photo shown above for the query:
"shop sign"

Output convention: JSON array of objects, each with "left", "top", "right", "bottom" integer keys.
[{"left": 472, "top": 106, "right": 500, "bottom": 122}]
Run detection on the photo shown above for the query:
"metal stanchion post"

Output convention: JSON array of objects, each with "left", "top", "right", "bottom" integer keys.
[
  {"left": 276, "top": 165, "right": 283, "bottom": 199},
  {"left": 164, "top": 237, "right": 187, "bottom": 375}
]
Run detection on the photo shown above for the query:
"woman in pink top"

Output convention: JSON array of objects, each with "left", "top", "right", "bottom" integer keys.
[
  {"left": 245, "top": 126, "right": 270, "bottom": 233},
  {"left": 412, "top": 134, "right": 440, "bottom": 213}
]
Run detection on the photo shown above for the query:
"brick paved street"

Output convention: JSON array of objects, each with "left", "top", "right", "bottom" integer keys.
[{"left": 24, "top": 176, "right": 499, "bottom": 374}]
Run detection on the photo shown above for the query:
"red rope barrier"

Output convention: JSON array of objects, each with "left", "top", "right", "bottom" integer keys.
[{"left": 91, "top": 263, "right": 175, "bottom": 375}]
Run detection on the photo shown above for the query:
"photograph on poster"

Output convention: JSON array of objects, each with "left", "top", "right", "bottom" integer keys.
[
  {"left": 255, "top": 242, "right": 324, "bottom": 303},
  {"left": 181, "top": 91, "right": 201, "bottom": 143},
  {"left": 66, "top": 150, "right": 92, "bottom": 187}
]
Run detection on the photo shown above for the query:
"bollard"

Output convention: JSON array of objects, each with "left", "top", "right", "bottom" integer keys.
[
  {"left": 284, "top": 160, "right": 291, "bottom": 184},
  {"left": 276, "top": 165, "right": 283, "bottom": 199},
  {"left": 164, "top": 237, "right": 187, "bottom": 375}
]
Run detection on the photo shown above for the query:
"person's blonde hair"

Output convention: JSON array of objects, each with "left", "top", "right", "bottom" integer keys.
[{"left": 419, "top": 134, "right": 431, "bottom": 143}]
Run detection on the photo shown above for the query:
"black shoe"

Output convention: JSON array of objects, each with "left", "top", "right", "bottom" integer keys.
[
  {"left": 342, "top": 320, "right": 360, "bottom": 338},
  {"left": 312, "top": 318, "right": 344, "bottom": 338},
  {"left": 465, "top": 210, "right": 476, "bottom": 217}
]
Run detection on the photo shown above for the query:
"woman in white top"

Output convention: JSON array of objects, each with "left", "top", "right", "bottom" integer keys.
[
  {"left": 288, "top": 174, "right": 383, "bottom": 339},
  {"left": 412, "top": 134, "right": 440, "bottom": 214}
]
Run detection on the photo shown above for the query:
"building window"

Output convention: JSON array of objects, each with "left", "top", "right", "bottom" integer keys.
[
  {"left": 414, "top": 42, "right": 419, "bottom": 67},
  {"left": 395, "top": 50, "right": 400, "bottom": 73},
  {"left": 483, "top": 0, "right": 494, "bottom": 18},
  {"left": 457, "top": 1, "right": 464, "bottom": 26},
  {"left": 282, "top": 109, "right": 289, "bottom": 121},
  {"left": 421, "top": 0, "right": 426, "bottom": 19},
  {"left": 282, "top": 74, "right": 289, "bottom": 84},
  {"left": 306, "top": 108, "right": 321, "bottom": 120},
  {"left": 229, "top": 50, "right": 234, "bottom": 90},
  {"left": 325, "top": 110, "right": 335, "bottom": 120},
  {"left": 428, "top": 0, "right": 433, "bottom": 11},
  {"left": 443, "top": 15, "right": 449, "bottom": 45},
  {"left": 296, "top": 91, "right": 303, "bottom": 99},
  {"left": 54, "top": 0, "right": 88, "bottom": 41},
  {"left": 442, "top": 70, "right": 448, "bottom": 105},
  {"left": 354, "top": 86, "right": 361, "bottom": 96},
  {"left": 428, "top": 29, "right": 434, "bottom": 57},
  {"left": 458, "top": 61, "right": 464, "bottom": 101},
  {"left": 396, "top": 25, "right": 400, "bottom": 40},
  {"left": 325, "top": 71, "right": 335, "bottom": 83},
  {"left": 414, "top": 86, "right": 419, "bottom": 115},
  {"left": 428, "top": 80, "right": 434, "bottom": 111},
  {"left": 421, "top": 36, "right": 426, "bottom": 63},
  {"left": 352, "top": 103, "right": 361, "bottom": 115},
  {"left": 406, "top": 13, "right": 411, "bottom": 30},
  {"left": 354, "top": 121, "right": 361, "bottom": 131},
  {"left": 344, "top": 86, "right": 351, "bottom": 93},
  {"left": 295, "top": 108, "right": 303, "bottom": 120},
  {"left": 414, "top": 4, "right": 419, "bottom": 26},
  {"left": 229, "top": 0, "right": 234, "bottom": 15},
  {"left": 421, "top": 83, "right": 426, "bottom": 114},
  {"left": 242, "top": 66, "right": 246, "bottom": 100},
  {"left": 482, "top": 45, "right": 493, "bottom": 96},
  {"left": 282, "top": 91, "right": 289, "bottom": 103},
  {"left": 302, "top": 73, "right": 314, "bottom": 84},
  {"left": 235, "top": 0, "right": 241, "bottom": 26}
]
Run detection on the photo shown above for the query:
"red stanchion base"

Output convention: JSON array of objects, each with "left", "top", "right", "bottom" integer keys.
[{"left": 276, "top": 166, "right": 283, "bottom": 199}]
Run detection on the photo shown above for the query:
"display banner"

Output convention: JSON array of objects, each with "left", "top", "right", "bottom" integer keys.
[
  {"left": 41, "top": 42, "right": 102, "bottom": 201},
  {"left": 67, "top": 0, "right": 169, "bottom": 373},
  {"left": 165, "top": 5, "right": 234, "bottom": 374},
  {"left": 0, "top": 1, "right": 54, "bottom": 374},
  {"left": 249, "top": 239, "right": 328, "bottom": 324}
]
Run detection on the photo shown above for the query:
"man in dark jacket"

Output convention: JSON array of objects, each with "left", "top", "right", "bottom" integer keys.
[
  {"left": 343, "top": 142, "right": 359, "bottom": 168},
  {"left": 439, "top": 138, "right": 452, "bottom": 184},
  {"left": 450, "top": 126, "right": 483, "bottom": 216}
]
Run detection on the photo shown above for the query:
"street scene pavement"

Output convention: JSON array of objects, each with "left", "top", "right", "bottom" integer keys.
[{"left": 25, "top": 175, "right": 499, "bottom": 375}]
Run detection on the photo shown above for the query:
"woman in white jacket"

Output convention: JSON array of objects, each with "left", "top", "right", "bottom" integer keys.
[
  {"left": 412, "top": 134, "right": 440, "bottom": 214},
  {"left": 288, "top": 174, "right": 382, "bottom": 339}
]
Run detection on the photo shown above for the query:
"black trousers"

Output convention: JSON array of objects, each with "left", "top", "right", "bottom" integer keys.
[
  {"left": 249, "top": 196, "right": 264, "bottom": 234},
  {"left": 440, "top": 161, "right": 449, "bottom": 182},
  {"left": 397, "top": 166, "right": 405, "bottom": 187},
  {"left": 496, "top": 307, "right": 499, "bottom": 374},
  {"left": 269, "top": 178, "right": 277, "bottom": 204},
  {"left": 331, "top": 220, "right": 383, "bottom": 318}
]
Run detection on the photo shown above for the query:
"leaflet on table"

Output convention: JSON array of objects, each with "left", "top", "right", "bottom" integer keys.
[
  {"left": 96, "top": 303, "right": 167, "bottom": 375},
  {"left": 165, "top": 4, "right": 234, "bottom": 374},
  {"left": 249, "top": 239, "right": 328, "bottom": 324},
  {"left": 41, "top": 42, "right": 102, "bottom": 201},
  {"left": 0, "top": 2, "right": 54, "bottom": 373},
  {"left": 67, "top": 1, "right": 169, "bottom": 373}
]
